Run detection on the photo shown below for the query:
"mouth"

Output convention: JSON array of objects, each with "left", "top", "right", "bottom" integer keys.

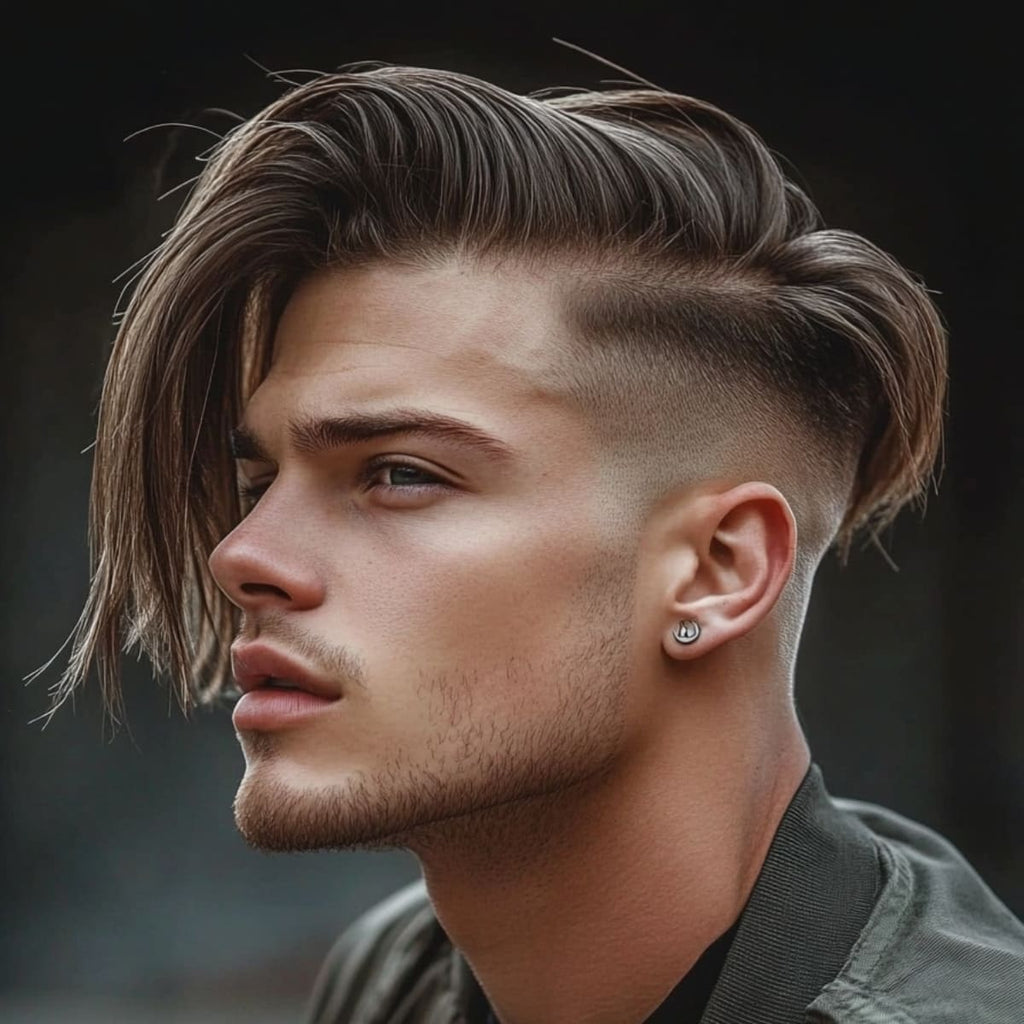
[
  {"left": 261, "top": 678, "right": 303, "bottom": 691},
  {"left": 230, "top": 643, "right": 342, "bottom": 702},
  {"left": 229, "top": 644, "right": 343, "bottom": 732}
]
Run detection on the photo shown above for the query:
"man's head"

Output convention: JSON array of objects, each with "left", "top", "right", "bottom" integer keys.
[{"left": 56, "top": 65, "right": 945, "bottom": 851}]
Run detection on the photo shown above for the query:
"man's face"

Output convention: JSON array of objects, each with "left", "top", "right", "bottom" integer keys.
[{"left": 209, "top": 258, "right": 644, "bottom": 853}]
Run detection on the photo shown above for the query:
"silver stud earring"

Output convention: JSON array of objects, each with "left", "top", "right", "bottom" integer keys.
[{"left": 672, "top": 619, "right": 700, "bottom": 645}]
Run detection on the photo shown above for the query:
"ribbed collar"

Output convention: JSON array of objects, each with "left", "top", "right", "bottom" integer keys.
[{"left": 698, "top": 763, "right": 880, "bottom": 1023}]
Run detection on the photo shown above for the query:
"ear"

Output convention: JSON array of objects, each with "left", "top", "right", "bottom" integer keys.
[{"left": 660, "top": 482, "right": 797, "bottom": 661}]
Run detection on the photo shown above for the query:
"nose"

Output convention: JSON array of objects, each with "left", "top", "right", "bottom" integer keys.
[{"left": 208, "top": 510, "right": 325, "bottom": 614}]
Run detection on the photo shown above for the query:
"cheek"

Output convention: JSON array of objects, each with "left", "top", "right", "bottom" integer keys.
[{"left": 344, "top": 504, "right": 601, "bottom": 716}]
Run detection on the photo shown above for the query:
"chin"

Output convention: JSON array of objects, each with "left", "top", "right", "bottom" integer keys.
[
  {"left": 233, "top": 751, "right": 375, "bottom": 852},
  {"left": 231, "top": 749, "right": 621, "bottom": 861},
  {"left": 231, "top": 751, "right": 451, "bottom": 853}
]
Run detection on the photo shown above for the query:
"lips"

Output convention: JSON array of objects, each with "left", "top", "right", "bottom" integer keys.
[{"left": 230, "top": 643, "right": 342, "bottom": 701}]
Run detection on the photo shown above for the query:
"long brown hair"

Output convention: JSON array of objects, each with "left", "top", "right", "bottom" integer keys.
[{"left": 45, "top": 64, "right": 946, "bottom": 723}]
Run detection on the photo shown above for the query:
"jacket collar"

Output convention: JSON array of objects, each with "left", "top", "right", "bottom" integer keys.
[{"left": 698, "top": 763, "right": 880, "bottom": 1023}]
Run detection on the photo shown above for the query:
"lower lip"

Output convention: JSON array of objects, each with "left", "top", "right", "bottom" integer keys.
[{"left": 232, "top": 689, "right": 341, "bottom": 731}]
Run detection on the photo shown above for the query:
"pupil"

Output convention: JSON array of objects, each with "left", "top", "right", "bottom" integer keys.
[{"left": 392, "top": 466, "right": 420, "bottom": 484}]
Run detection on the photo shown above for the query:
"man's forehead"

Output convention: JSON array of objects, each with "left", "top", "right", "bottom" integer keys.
[
  {"left": 269, "top": 259, "right": 567, "bottom": 385},
  {"left": 239, "top": 260, "right": 589, "bottom": 457}
]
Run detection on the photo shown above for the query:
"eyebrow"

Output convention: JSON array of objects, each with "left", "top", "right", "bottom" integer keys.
[{"left": 229, "top": 408, "right": 519, "bottom": 466}]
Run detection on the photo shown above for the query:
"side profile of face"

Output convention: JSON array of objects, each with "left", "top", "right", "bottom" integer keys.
[{"left": 208, "top": 258, "right": 652, "bottom": 853}]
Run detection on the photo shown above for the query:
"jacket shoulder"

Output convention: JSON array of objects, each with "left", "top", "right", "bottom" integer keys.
[
  {"left": 809, "top": 799, "right": 1024, "bottom": 1023},
  {"left": 306, "top": 879, "right": 453, "bottom": 1024}
]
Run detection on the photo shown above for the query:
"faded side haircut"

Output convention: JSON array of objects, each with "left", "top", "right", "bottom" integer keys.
[{"left": 47, "top": 63, "right": 946, "bottom": 722}]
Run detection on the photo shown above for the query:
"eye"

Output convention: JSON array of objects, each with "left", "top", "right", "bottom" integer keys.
[
  {"left": 236, "top": 458, "right": 451, "bottom": 512},
  {"left": 362, "top": 457, "right": 450, "bottom": 494}
]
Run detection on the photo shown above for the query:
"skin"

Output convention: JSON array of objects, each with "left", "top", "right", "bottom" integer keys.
[{"left": 208, "top": 257, "right": 811, "bottom": 1024}]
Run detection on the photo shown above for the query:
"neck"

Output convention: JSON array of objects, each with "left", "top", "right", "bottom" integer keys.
[{"left": 409, "top": 683, "right": 811, "bottom": 1024}]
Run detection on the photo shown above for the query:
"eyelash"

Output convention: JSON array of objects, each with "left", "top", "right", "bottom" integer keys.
[{"left": 238, "top": 457, "right": 449, "bottom": 507}]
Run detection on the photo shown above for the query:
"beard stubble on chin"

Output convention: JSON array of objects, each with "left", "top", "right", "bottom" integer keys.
[{"left": 233, "top": 554, "right": 639, "bottom": 859}]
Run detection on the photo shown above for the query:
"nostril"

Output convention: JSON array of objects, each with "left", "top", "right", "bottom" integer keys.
[{"left": 239, "top": 582, "right": 291, "bottom": 599}]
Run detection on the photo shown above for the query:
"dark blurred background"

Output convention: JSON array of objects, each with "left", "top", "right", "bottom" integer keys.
[{"left": 2, "top": 3, "right": 1021, "bottom": 1021}]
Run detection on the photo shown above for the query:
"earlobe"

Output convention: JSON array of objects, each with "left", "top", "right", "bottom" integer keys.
[{"left": 662, "top": 483, "right": 796, "bottom": 661}]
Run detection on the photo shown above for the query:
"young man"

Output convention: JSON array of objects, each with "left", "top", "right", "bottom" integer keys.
[{"left": 57, "top": 64, "right": 1022, "bottom": 1022}]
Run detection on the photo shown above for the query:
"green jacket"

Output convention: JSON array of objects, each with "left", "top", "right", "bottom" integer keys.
[{"left": 307, "top": 765, "right": 1024, "bottom": 1022}]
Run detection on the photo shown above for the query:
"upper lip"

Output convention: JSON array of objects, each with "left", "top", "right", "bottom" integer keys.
[{"left": 230, "top": 643, "right": 341, "bottom": 700}]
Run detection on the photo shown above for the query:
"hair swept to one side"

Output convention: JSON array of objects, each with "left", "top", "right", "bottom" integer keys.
[{"left": 42, "top": 62, "right": 946, "bottom": 723}]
